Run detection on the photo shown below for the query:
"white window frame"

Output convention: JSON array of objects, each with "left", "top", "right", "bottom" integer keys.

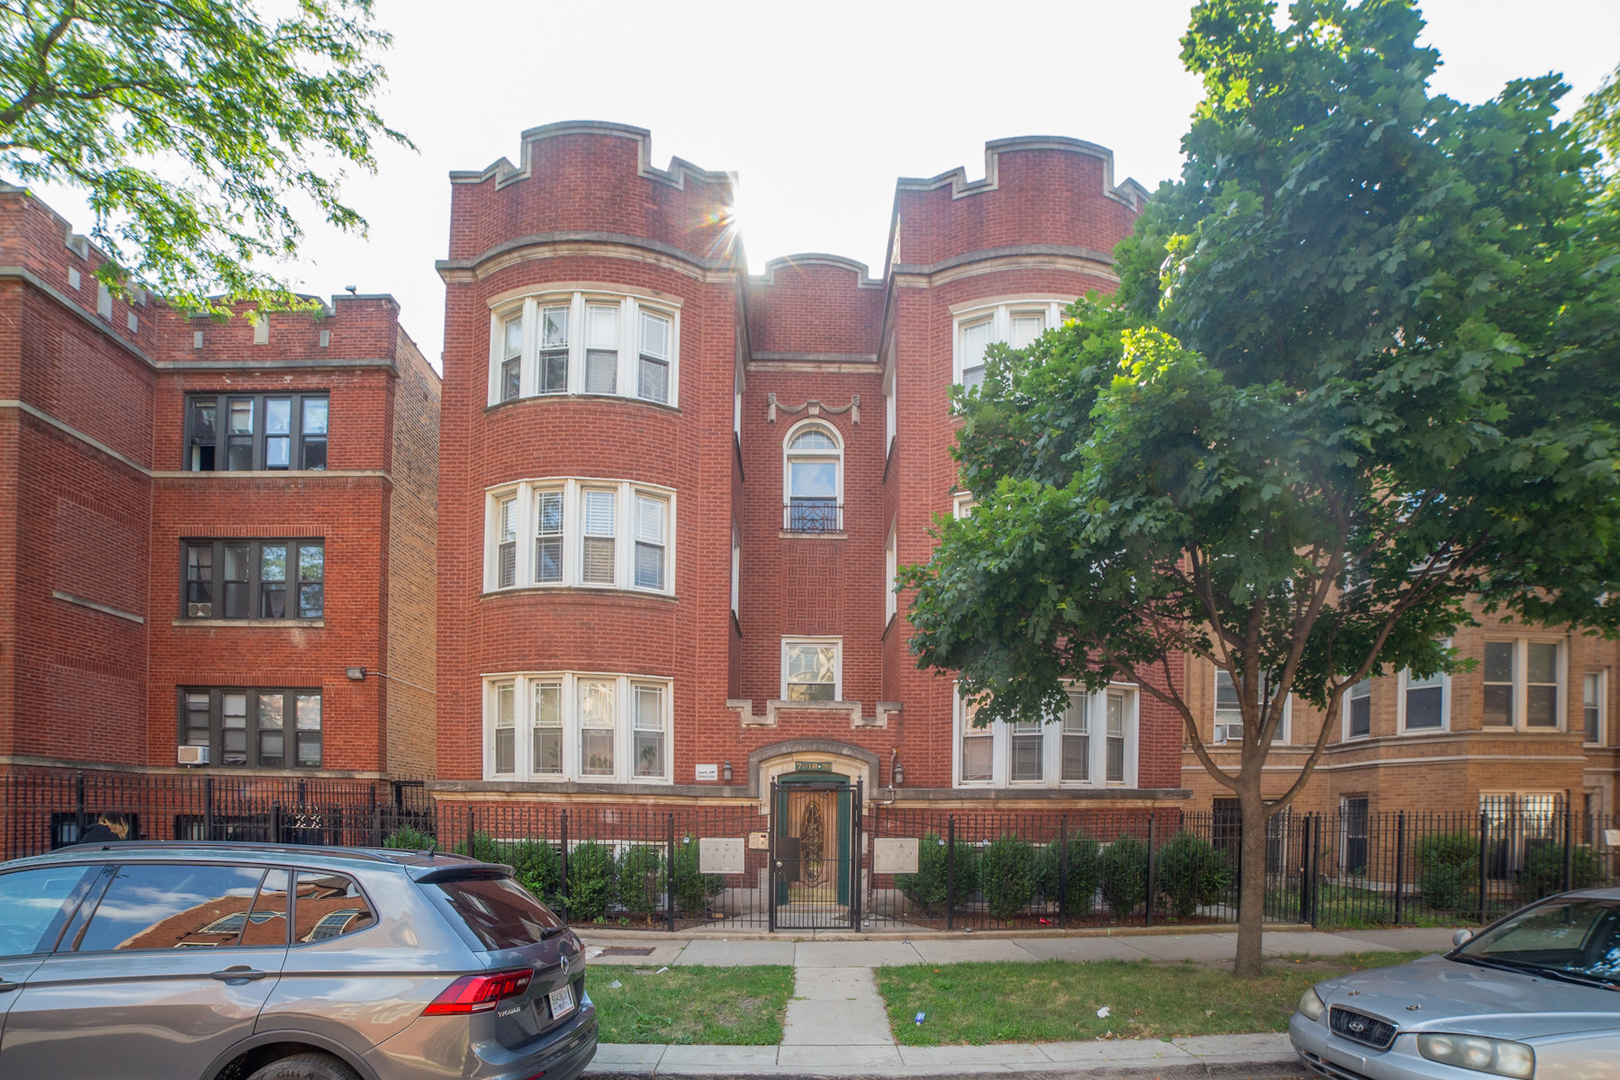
[
  {"left": 883, "top": 350, "right": 897, "bottom": 456},
  {"left": 730, "top": 519, "right": 740, "bottom": 618},
  {"left": 1343, "top": 678, "right": 1373, "bottom": 741},
  {"left": 782, "top": 419, "right": 844, "bottom": 532},
  {"left": 1213, "top": 669, "right": 1291, "bottom": 745},
  {"left": 1398, "top": 666, "right": 1451, "bottom": 734},
  {"left": 481, "top": 672, "right": 672, "bottom": 783},
  {"left": 781, "top": 637, "right": 842, "bottom": 701},
  {"left": 1480, "top": 636, "right": 1566, "bottom": 732},
  {"left": 484, "top": 478, "right": 675, "bottom": 597},
  {"left": 884, "top": 518, "right": 897, "bottom": 624},
  {"left": 1583, "top": 669, "right": 1607, "bottom": 746},
  {"left": 952, "top": 683, "right": 1139, "bottom": 789},
  {"left": 952, "top": 492, "right": 975, "bottom": 520},
  {"left": 950, "top": 298, "right": 1069, "bottom": 389},
  {"left": 487, "top": 289, "right": 681, "bottom": 409}
]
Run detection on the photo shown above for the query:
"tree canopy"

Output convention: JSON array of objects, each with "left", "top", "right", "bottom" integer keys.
[
  {"left": 0, "top": 0, "right": 409, "bottom": 313},
  {"left": 901, "top": 0, "right": 1620, "bottom": 975}
]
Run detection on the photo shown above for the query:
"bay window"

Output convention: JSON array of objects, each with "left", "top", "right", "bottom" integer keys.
[
  {"left": 481, "top": 672, "right": 672, "bottom": 783},
  {"left": 487, "top": 290, "right": 679, "bottom": 407},
  {"left": 485, "top": 478, "right": 674, "bottom": 596},
  {"left": 1483, "top": 637, "right": 1565, "bottom": 731},
  {"left": 952, "top": 299, "right": 1070, "bottom": 391},
  {"left": 954, "top": 684, "right": 1139, "bottom": 788},
  {"left": 1346, "top": 678, "right": 1372, "bottom": 738}
]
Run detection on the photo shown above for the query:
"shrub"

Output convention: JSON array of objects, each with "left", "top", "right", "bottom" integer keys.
[
  {"left": 894, "top": 832, "right": 980, "bottom": 914},
  {"left": 1416, "top": 831, "right": 1477, "bottom": 912},
  {"left": 1517, "top": 841, "right": 1606, "bottom": 905},
  {"left": 382, "top": 825, "right": 435, "bottom": 851},
  {"left": 670, "top": 835, "right": 724, "bottom": 917},
  {"left": 617, "top": 844, "right": 666, "bottom": 922},
  {"left": 1035, "top": 835, "right": 1101, "bottom": 917},
  {"left": 451, "top": 830, "right": 505, "bottom": 863},
  {"left": 979, "top": 834, "right": 1039, "bottom": 920},
  {"left": 565, "top": 841, "right": 616, "bottom": 922},
  {"left": 508, "top": 839, "right": 562, "bottom": 906},
  {"left": 1155, "top": 830, "right": 1232, "bottom": 919},
  {"left": 1099, "top": 835, "right": 1149, "bottom": 919}
]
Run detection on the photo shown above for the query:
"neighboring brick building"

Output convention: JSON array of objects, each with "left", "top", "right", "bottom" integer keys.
[
  {"left": 433, "top": 122, "right": 1188, "bottom": 815},
  {"left": 1180, "top": 613, "right": 1620, "bottom": 828},
  {"left": 0, "top": 187, "right": 440, "bottom": 784}
]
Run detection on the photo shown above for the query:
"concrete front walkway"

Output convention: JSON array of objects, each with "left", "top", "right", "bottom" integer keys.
[{"left": 580, "top": 924, "right": 1458, "bottom": 968}]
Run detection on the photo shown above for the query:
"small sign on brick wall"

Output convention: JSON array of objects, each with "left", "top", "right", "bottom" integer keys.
[
  {"left": 873, "top": 837, "right": 920, "bottom": 875},
  {"left": 699, "top": 837, "right": 745, "bottom": 874},
  {"left": 749, "top": 831, "right": 769, "bottom": 850},
  {"left": 694, "top": 763, "right": 718, "bottom": 781},
  {"left": 1606, "top": 829, "right": 1620, "bottom": 847}
]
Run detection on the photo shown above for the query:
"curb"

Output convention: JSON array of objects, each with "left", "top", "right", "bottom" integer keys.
[{"left": 584, "top": 1059, "right": 1303, "bottom": 1080}]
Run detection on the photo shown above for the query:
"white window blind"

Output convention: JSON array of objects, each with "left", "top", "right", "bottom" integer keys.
[
  {"left": 1106, "top": 693, "right": 1127, "bottom": 782},
  {"left": 1011, "top": 720, "right": 1043, "bottom": 782},
  {"left": 497, "top": 497, "right": 517, "bottom": 588},
  {"left": 634, "top": 495, "right": 666, "bottom": 590},
  {"left": 582, "top": 490, "right": 616, "bottom": 585},
  {"left": 534, "top": 490, "right": 563, "bottom": 584},
  {"left": 1009, "top": 312, "right": 1045, "bottom": 349},
  {"left": 585, "top": 304, "right": 618, "bottom": 394},
  {"left": 960, "top": 319, "right": 993, "bottom": 392},
  {"left": 1062, "top": 695, "right": 1089, "bottom": 781}
]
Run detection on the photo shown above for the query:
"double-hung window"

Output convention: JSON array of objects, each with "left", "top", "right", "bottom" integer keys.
[
  {"left": 952, "top": 299, "right": 1069, "bottom": 392},
  {"left": 783, "top": 422, "right": 842, "bottom": 533},
  {"left": 486, "top": 479, "right": 674, "bottom": 596},
  {"left": 956, "top": 685, "right": 1138, "bottom": 788},
  {"left": 1215, "top": 670, "right": 1290, "bottom": 743},
  {"left": 484, "top": 673, "right": 671, "bottom": 783},
  {"left": 180, "top": 687, "right": 321, "bottom": 769},
  {"left": 186, "top": 393, "right": 329, "bottom": 472},
  {"left": 1483, "top": 638, "right": 1565, "bottom": 730},
  {"left": 783, "top": 639, "right": 839, "bottom": 701},
  {"left": 488, "top": 291, "right": 679, "bottom": 407},
  {"left": 1401, "top": 667, "right": 1447, "bottom": 731},
  {"left": 1346, "top": 678, "right": 1372, "bottom": 738},
  {"left": 1584, "top": 671, "right": 1606, "bottom": 745},
  {"left": 183, "top": 539, "right": 323, "bottom": 621}
]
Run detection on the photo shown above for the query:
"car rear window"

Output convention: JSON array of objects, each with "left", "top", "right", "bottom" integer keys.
[{"left": 431, "top": 877, "right": 561, "bottom": 951}]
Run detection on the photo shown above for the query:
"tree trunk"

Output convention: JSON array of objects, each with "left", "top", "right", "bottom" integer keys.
[{"left": 1235, "top": 783, "right": 1269, "bottom": 978}]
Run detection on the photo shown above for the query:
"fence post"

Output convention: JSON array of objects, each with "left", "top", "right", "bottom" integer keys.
[
  {"left": 1563, "top": 801, "right": 1574, "bottom": 894},
  {"left": 559, "top": 809, "right": 569, "bottom": 924},
  {"left": 270, "top": 799, "right": 282, "bottom": 845},
  {"left": 666, "top": 814, "right": 676, "bottom": 932},
  {"left": 1296, "top": 815, "right": 1308, "bottom": 925},
  {"left": 946, "top": 816, "right": 956, "bottom": 932},
  {"left": 1394, "top": 811, "right": 1407, "bottom": 926},
  {"left": 1310, "top": 814, "right": 1322, "bottom": 929},
  {"left": 74, "top": 772, "right": 86, "bottom": 841},
  {"left": 202, "top": 775, "right": 215, "bottom": 841},
  {"left": 852, "top": 781, "right": 863, "bottom": 930},
  {"left": 466, "top": 804, "right": 475, "bottom": 855},
  {"left": 1478, "top": 811, "right": 1490, "bottom": 925},
  {"left": 1144, "top": 815, "right": 1155, "bottom": 928},
  {"left": 1058, "top": 815, "right": 1068, "bottom": 930},
  {"left": 370, "top": 786, "right": 380, "bottom": 848}
]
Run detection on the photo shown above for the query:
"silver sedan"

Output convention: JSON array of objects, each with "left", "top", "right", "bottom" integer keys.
[{"left": 1290, "top": 889, "right": 1620, "bottom": 1080}]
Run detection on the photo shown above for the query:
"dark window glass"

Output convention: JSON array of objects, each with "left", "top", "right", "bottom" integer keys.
[
  {"left": 295, "top": 871, "right": 373, "bottom": 942},
  {"left": 178, "top": 688, "right": 319, "bottom": 769},
  {"left": 431, "top": 876, "right": 562, "bottom": 951},
  {"left": 183, "top": 540, "right": 322, "bottom": 621},
  {"left": 184, "top": 393, "right": 329, "bottom": 472},
  {"left": 0, "top": 867, "right": 93, "bottom": 957},
  {"left": 501, "top": 358, "right": 520, "bottom": 402},
  {"left": 77, "top": 863, "right": 265, "bottom": 951}
]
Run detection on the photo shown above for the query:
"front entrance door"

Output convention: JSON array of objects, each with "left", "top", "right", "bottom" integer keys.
[{"left": 770, "top": 777, "right": 860, "bottom": 930}]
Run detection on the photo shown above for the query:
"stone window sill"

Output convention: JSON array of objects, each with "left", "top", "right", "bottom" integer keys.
[{"left": 172, "top": 618, "right": 325, "bottom": 628}]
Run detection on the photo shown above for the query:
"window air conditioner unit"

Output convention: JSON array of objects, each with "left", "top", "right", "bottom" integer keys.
[
  {"left": 187, "top": 602, "right": 212, "bottom": 618},
  {"left": 178, "top": 745, "right": 210, "bottom": 765},
  {"left": 1215, "top": 723, "right": 1244, "bottom": 745}
]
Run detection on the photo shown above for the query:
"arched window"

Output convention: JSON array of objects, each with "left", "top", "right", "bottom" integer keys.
[{"left": 783, "top": 422, "right": 842, "bottom": 533}]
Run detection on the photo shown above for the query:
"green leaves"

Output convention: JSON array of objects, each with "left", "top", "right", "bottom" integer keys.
[
  {"left": 906, "top": 0, "right": 1620, "bottom": 785},
  {"left": 0, "top": 0, "right": 411, "bottom": 314}
]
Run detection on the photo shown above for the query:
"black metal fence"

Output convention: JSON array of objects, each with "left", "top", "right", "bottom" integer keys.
[{"left": 7, "top": 768, "right": 1617, "bottom": 932}]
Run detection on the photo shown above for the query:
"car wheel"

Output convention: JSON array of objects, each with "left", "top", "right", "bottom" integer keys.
[{"left": 244, "top": 1053, "right": 360, "bottom": 1080}]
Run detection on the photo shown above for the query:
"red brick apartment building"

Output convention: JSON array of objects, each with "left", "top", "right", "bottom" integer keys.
[
  {"left": 433, "top": 122, "right": 1190, "bottom": 817},
  {"left": 0, "top": 187, "right": 440, "bottom": 794}
]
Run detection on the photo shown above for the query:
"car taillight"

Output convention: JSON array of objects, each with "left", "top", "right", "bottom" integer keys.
[{"left": 421, "top": 969, "right": 533, "bottom": 1015}]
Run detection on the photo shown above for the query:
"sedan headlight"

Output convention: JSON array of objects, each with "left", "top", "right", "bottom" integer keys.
[
  {"left": 1297, "top": 986, "right": 1326, "bottom": 1021},
  {"left": 1417, "top": 1033, "right": 1534, "bottom": 1078}
]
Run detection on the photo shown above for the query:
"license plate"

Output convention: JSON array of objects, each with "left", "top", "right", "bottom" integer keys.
[{"left": 548, "top": 983, "right": 575, "bottom": 1018}]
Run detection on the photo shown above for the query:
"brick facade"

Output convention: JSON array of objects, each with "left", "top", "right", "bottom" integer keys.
[
  {"left": 433, "top": 123, "right": 1186, "bottom": 814},
  {"left": 0, "top": 188, "right": 439, "bottom": 781}
]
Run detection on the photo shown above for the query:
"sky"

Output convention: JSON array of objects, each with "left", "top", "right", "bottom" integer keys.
[{"left": 34, "top": 0, "right": 1620, "bottom": 366}]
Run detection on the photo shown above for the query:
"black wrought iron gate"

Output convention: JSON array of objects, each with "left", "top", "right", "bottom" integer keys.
[{"left": 768, "top": 777, "right": 861, "bottom": 930}]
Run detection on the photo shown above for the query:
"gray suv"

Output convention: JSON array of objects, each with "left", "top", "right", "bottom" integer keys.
[{"left": 0, "top": 842, "right": 596, "bottom": 1080}]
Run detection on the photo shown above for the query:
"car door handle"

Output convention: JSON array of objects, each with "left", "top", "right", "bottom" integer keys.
[
  {"left": 0, "top": 981, "right": 21, "bottom": 993},
  {"left": 210, "top": 967, "right": 268, "bottom": 982}
]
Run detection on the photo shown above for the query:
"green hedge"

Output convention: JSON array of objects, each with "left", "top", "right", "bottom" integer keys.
[
  {"left": 979, "top": 835, "right": 1039, "bottom": 920},
  {"left": 895, "top": 832, "right": 981, "bottom": 914},
  {"left": 566, "top": 840, "right": 617, "bottom": 922},
  {"left": 617, "top": 844, "right": 665, "bottom": 921},
  {"left": 1099, "top": 835, "right": 1149, "bottom": 919},
  {"left": 1517, "top": 841, "right": 1605, "bottom": 905},
  {"left": 671, "top": 835, "right": 726, "bottom": 917},
  {"left": 1155, "top": 830, "right": 1231, "bottom": 919},
  {"left": 1035, "top": 835, "right": 1101, "bottom": 916},
  {"left": 1416, "top": 831, "right": 1477, "bottom": 911},
  {"left": 382, "top": 825, "right": 435, "bottom": 851}
]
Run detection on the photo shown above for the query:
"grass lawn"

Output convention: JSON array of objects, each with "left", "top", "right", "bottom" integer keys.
[
  {"left": 590, "top": 964, "right": 794, "bottom": 1044},
  {"left": 875, "top": 951, "right": 1429, "bottom": 1046}
]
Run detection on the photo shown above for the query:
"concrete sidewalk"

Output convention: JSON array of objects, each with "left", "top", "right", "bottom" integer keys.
[
  {"left": 580, "top": 925, "right": 1457, "bottom": 968},
  {"left": 575, "top": 927, "right": 1445, "bottom": 1078},
  {"left": 586, "top": 1033, "right": 1300, "bottom": 1079}
]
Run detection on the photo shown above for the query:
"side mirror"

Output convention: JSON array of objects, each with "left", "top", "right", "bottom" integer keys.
[{"left": 1451, "top": 928, "right": 1474, "bottom": 948}]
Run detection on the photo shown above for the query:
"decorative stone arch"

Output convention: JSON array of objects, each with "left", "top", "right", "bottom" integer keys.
[{"left": 747, "top": 739, "right": 879, "bottom": 804}]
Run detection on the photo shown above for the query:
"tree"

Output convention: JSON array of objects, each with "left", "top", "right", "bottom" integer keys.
[
  {"left": 0, "top": 0, "right": 409, "bottom": 314},
  {"left": 902, "top": 0, "right": 1620, "bottom": 977}
]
